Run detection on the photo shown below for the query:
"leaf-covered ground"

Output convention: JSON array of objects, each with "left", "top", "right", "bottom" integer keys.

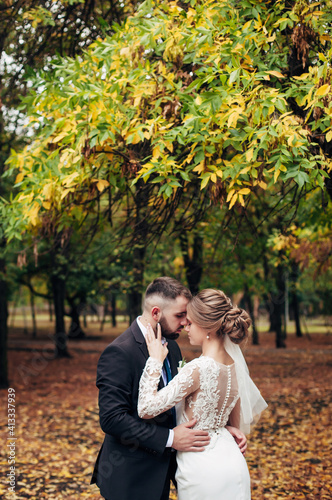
[{"left": 1, "top": 327, "right": 331, "bottom": 499}]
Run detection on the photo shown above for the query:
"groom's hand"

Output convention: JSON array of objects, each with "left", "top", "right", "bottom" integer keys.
[
  {"left": 172, "top": 419, "right": 210, "bottom": 452},
  {"left": 226, "top": 426, "right": 247, "bottom": 455}
]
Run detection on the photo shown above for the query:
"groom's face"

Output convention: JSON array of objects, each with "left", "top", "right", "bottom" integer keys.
[{"left": 159, "top": 295, "right": 189, "bottom": 340}]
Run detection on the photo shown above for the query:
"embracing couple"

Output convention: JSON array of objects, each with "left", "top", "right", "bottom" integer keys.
[{"left": 91, "top": 277, "right": 267, "bottom": 500}]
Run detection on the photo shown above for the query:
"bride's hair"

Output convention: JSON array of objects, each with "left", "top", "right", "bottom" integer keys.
[{"left": 187, "top": 289, "right": 251, "bottom": 344}]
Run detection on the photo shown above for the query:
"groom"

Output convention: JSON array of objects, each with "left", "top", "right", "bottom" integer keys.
[{"left": 91, "top": 277, "right": 246, "bottom": 500}]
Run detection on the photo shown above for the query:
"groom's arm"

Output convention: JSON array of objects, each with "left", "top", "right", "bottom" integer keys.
[
  {"left": 226, "top": 399, "right": 247, "bottom": 455},
  {"left": 225, "top": 425, "right": 247, "bottom": 455},
  {"left": 97, "top": 343, "right": 169, "bottom": 456}
]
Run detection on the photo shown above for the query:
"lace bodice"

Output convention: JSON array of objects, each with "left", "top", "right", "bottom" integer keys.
[{"left": 138, "top": 356, "right": 240, "bottom": 432}]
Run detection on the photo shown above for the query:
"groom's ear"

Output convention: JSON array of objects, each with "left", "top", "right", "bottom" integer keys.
[{"left": 151, "top": 306, "right": 161, "bottom": 322}]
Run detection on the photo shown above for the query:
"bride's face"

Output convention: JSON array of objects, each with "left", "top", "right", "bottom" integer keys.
[{"left": 185, "top": 315, "right": 206, "bottom": 346}]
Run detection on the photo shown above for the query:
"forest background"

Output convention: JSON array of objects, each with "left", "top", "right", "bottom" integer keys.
[{"left": 0, "top": 0, "right": 331, "bottom": 499}]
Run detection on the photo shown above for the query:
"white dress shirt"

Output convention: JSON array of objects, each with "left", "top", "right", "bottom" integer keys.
[{"left": 137, "top": 317, "right": 175, "bottom": 447}]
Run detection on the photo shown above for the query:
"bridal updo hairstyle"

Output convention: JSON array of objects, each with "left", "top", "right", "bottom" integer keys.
[{"left": 187, "top": 289, "right": 251, "bottom": 344}]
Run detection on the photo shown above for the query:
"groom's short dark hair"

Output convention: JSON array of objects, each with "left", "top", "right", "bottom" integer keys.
[{"left": 145, "top": 277, "right": 192, "bottom": 303}]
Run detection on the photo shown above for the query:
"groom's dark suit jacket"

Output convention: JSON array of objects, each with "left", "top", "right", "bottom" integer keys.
[{"left": 91, "top": 319, "right": 182, "bottom": 500}]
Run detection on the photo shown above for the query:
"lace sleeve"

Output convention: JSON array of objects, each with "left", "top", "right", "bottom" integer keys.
[{"left": 138, "top": 358, "right": 199, "bottom": 419}]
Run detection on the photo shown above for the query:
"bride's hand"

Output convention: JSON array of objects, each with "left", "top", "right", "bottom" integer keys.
[{"left": 146, "top": 323, "right": 168, "bottom": 363}]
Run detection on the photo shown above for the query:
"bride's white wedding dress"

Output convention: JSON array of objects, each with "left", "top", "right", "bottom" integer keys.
[{"left": 138, "top": 353, "right": 262, "bottom": 500}]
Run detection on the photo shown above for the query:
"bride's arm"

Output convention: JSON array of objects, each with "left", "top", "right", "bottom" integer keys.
[
  {"left": 138, "top": 357, "right": 199, "bottom": 419},
  {"left": 138, "top": 322, "right": 199, "bottom": 419}
]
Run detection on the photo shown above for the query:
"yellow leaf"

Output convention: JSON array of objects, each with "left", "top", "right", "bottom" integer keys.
[
  {"left": 63, "top": 172, "right": 79, "bottom": 187},
  {"left": 274, "top": 17, "right": 289, "bottom": 26},
  {"left": 293, "top": 73, "right": 309, "bottom": 80},
  {"left": 259, "top": 180, "right": 267, "bottom": 189},
  {"left": 243, "top": 20, "right": 252, "bottom": 30},
  {"left": 193, "top": 160, "right": 205, "bottom": 174},
  {"left": 52, "top": 132, "right": 67, "bottom": 143},
  {"left": 152, "top": 145, "right": 161, "bottom": 159},
  {"left": 42, "top": 201, "right": 51, "bottom": 210},
  {"left": 240, "top": 166, "right": 251, "bottom": 175},
  {"left": 226, "top": 189, "right": 235, "bottom": 203},
  {"left": 61, "top": 188, "right": 73, "bottom": 200},
  {"left": 238, "top": 194, "right": 245, "bottom": 206},
  {"left": 15, "top": 172, "right": 24, "bottom": 184},
  {"left": 274, "top": 169, "right": 280, "bottom": 182},
  {"left": 200, "top": 176, "right": 210, "bottom": 189},
  {"left": 210, "top": 173, "right": 217, "bottom": 183},
  {"left": 280, "top": 165, "right": 287, "bottom": 172},
  {"left": 238, "top": 188, "right": 250, "bottom": 195},
  {"left": 195, "top": 95, "right": 202, "bottom": 105},
  {"left": 246, "top": 149, "right": 254, "bottom": 162},
  {"left": 227, "top": 109, "right": 241, "bottom": 129},
  {"left": 187, "top": 8, "right": 196, "bottom": 18},
  {"left": 229, "top": 193, "right": 238, "bottom": 209},
  {"left": 96, "top": 179, "right": 110, "bottom": 192},
  {"left": 131, "top": 132, "right": 141, "bottom": 145},
  {"left": 42, "top": 183, "right": 53, "bottom": 199},
  {"left": 27, "top": 202, "right": 40, "bottom": 226},
  {"left": 267, "top": 70, "right": 285, "bottom": 79},
  {"left": 287, "top": 134, "right": 296, "bottom": 146},
  {"left": 216, "top": 170, "right": 223, "bottom": 178},
  {"left": 326, "top": 130, "right": 332, "bottom": 142},
  {"left": 316, "top": 84, "right": 330, "bottom": 97},
  {"left": 120, "top": 47, "right": 130, "bottom": 57}
]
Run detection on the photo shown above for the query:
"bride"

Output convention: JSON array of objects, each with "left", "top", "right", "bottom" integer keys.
[{"left": 138, "top": 289, "right": 267, "bottom": 500}]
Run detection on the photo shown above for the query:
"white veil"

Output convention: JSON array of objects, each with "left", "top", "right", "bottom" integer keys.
[{"left": 224, "top": 335, "right": 268, "bottom": 434}]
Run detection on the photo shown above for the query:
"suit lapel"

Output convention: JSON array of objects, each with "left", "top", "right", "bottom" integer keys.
[{"left": 131, "top": 319, "right": 149, "bottom": 359}]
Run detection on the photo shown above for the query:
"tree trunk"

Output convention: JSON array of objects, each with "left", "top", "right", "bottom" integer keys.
[
  {"left": 23, "top": 301, "right": 28, "bottom": 335},
  {"left": 0, "top": 244, "right": 9, "bottom": 388},
  {"left": 111, "top": 293, "right": 117, "bottom": 327},
  {"left": 243, "top": 284, "right": 259, "bottom": 345},
  {"left": 128, "top": 245, "right": 145, "bottom": 324},
  {"left": 290, "top": 262, "right": 302, "bottom": 337},
  {"left": 30, "top": 287, "right": 37, "bottom": 338},
  {"left": 128, "top": 182, "right": 149, "bottom": 324},
  {"left": 100, "top": 301, "right": 108, "bottom": 332},
  {"left": 268, "top": 303, "right": 279, "bottom": 334},
  {"left": 292, "top": 290, "right": 302, "bottom": 337},
  {"left": 273, "top": 301, "right": 285, "bottom": 348},
  {"left": 67, "top": 300, "right": 85, "bottom": 339},
  {"left": 180, "top": 231, "right": 203, "bottom": 294},
  {"left": 274, "top": 265, "right": 287, "bottom": 348},
  {"left": 51, "top": 275, "right": 70, "bottom": 357},
  {"left": 48, "top": 300, "right": 53, "bottom": 322}
]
